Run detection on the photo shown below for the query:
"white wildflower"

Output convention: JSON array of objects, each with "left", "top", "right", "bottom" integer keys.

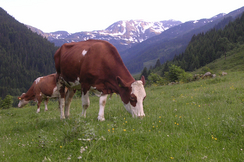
[{"left": 80, "top": 146, "right": 86, "bottom": 154}]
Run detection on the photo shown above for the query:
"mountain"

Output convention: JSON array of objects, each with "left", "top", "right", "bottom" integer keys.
[
  {"left": 0, "top": 7, "right": 58, "bottom": 98},
  {"left": 122, "top": 6, "right": 244, "bottom": 73},
  {"left": 28, "top": 20, "right": 182, "bottom": 52}
]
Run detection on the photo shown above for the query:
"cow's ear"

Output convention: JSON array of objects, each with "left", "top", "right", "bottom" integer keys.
[
  {"left": 141, "top": 75, "right": 146, "bottom": 85},
  {"left": 116, "top": 76, "right": 129, "bottom": 88}
]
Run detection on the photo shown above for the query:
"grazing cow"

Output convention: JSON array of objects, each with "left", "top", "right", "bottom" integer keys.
[
  {"left": 54, "top": 39, "right": 146, "bottom": 120},
  {"left": 18, "top": 73, "right": 60, "bottom": 113}
]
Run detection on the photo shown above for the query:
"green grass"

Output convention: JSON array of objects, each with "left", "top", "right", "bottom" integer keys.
[{"left": 1, "top": 71, "right": 244, "bottom": 161}]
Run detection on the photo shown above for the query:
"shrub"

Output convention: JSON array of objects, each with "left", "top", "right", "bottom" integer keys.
[
  {"left": 201, "top": 66, "right": 214, "bottom": 74},
  {"left": 0, "top": 95, "right": 13, "bottom": 109},
  {"left": 166, "top": 65, "right": 192, "bottom": 83},
  {"left": 147, "top": 73, "right": 166, "bottom": 85}
]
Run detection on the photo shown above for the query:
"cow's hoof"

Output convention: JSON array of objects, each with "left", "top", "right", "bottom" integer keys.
[
  {"left": 60, "top": 116, "right": 65, "bottom": 120},
  {"left": 97, "top": 116, "right": 105, "bottom": 121},
  {"left": 45, "top": 109, "right": 48, "bottom": 111}
]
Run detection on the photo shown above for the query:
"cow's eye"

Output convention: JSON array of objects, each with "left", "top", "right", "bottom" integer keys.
[{"left": 130, "top": 94, "right": 137, "bottom": 101}]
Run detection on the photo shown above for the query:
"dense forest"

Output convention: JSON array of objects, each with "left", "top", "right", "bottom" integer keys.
[
  {"left": 141, "top": 12, "right": 244, "bottom": 79},
  {"left": 0, "top": 8, "right": 58, "bottom": 98}
]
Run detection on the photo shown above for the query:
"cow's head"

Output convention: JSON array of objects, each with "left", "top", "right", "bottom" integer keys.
[
  {"left": 117, "top": 76, "right": 146, "bottom": 118},
  {"left": 17, "top": 93, "right": 30, "bottom": 108}
]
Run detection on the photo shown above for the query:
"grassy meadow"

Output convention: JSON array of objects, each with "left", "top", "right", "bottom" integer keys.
[{"left": 1, "top": 70, "right": 244, "bottom": 161}]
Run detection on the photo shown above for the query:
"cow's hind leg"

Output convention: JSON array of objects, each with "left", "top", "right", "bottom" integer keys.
[
  {"left": 36, "top": 97, "right": 42, "bottom": 113},
  {"left": 65, "top": 88, "right": 76, "bottom": 118},
  {"left": 44, "top": 98, "right": 49, "bottom": 111},
  {"left": 97, "top": 95, "right": 108, "bottom": 121},
  {"left": 36, "top": 102, "right": 41, "bottom": 113},
  {"left": 81, "top": 91, "right": 90, "bottom": 117},
  {"left": 58, "top": 83, "right": 66, "bottom": 119}
]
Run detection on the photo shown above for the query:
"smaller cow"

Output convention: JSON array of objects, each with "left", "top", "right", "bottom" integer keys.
[{"left": 18, "top": 73, "right": 60, "bottom": 113}]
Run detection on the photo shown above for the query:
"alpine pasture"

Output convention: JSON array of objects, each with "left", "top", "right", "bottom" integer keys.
[{"left": 1, "top": 70, "right": 244, "bottom": 161}]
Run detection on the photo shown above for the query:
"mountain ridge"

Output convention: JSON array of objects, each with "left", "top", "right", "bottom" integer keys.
[{"left": 27, "top": 20, "right": 182, "bottom": 52}]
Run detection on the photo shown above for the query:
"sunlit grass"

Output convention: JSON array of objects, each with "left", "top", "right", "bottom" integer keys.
[{"left": 1, "top": 71, "right": 244, "bottom": 161}]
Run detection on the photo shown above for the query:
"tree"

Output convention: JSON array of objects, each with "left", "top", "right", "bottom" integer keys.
[
  {"left": 140, "top": 67, "right": 148, "bottom": 80},
  {"left": 161, "top": 61, "right": 169, "bottom": 76},
  {"left": 216, "top": 37, "right": 230, "bottom": 60},
  {"left": 154, "top": 59, "right": 161, "bottom": 69}
]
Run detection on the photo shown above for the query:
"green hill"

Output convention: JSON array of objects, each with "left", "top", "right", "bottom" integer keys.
[{"left": 0, "top": 8, "right": 58, "bottom": 98}]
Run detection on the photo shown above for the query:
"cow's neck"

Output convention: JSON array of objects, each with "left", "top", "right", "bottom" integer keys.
[{"left": 24, "top": 86, "right": 36, "bottom": 100}]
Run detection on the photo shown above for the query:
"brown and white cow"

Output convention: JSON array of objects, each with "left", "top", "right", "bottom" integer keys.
[
  {"left": 54, "top": 39, "right": 146, "bottom": 120},
  {"left": 18, "top": 73, "right": 60, "bottom": 113}
]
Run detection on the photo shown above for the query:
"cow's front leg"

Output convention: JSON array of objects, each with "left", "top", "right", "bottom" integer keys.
[
  {"left": 97, "top": 95, "right": 108, "bottom": 121},
  {"left": 81, "top": 91, "right": 90, "bottom": 117},
  {"left": 65, "top": 88, "right": 75, "bottom": 118},
  {"left": 44, "top": 99, "right": 49, "bottom": 111}
]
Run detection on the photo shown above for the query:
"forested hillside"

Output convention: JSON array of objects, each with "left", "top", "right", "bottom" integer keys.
[
  {"left": 170, "top": 12, "right": 244, "bottom": 72},
  {"left": 0, "top": 8, "right": 58, "bottom": 98},
  {"left": 143, "top": 12, "right": 244, "bottom": 80}
]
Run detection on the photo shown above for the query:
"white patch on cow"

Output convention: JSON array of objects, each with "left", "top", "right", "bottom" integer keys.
[
  {"left": 97, "top": 95, "right": 108, "bottom": 121},
  {"left": 50, "top": 86, "right": 59, "bottom": 98},
  {"left": 40, "top": 92, "right": 42, "bottom": 96},
  {"left": 35, "top": 77, "right": 43, "bottom": 84},
  {"left": 18, "top": 99, "right": 30, "bottom": 108},
  {"left": 36, "top": 108, "right": 40, "bottom": 113},
  {"left": 59, "top": 98, "right": 65, "bottom": 119},
  {"left": 44, "top": 100, "right": 48, "bottom": 111},
  {"left": 124, "top": 80, "right": 146, "bottom": 118},
  {"left": 81, "top": 91, "right": 90, "bottom": 117},
  {"left": 82, "top": 50, "right": 87, "bottom": 56}
]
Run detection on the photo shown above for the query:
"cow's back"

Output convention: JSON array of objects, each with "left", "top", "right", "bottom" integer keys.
[{"left": 54, "top": 40, "right": 134, "bottom": 93}]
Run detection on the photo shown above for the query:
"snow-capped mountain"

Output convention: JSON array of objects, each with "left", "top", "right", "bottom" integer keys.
[{"left": 38, "top": 20, "right": 181, "bottom": 52}]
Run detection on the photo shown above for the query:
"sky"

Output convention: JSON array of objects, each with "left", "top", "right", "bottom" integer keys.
[{"left": 1, "top": 0, "right": 244, "bottom": 33}]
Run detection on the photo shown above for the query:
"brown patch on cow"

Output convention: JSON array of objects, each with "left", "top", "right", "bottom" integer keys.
[{"left": 102, "top": 100, "right": 106, "bottom": 106}]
